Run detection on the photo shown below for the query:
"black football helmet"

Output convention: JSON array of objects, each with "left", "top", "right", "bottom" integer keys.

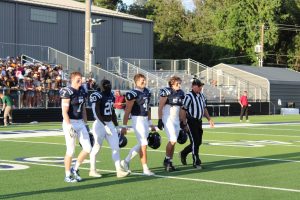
[
  {"left": 177, "top": 129, "right": 188, "bottom": 144},
  {"left": 118, "top": 133, "right": 128, "bottom": 148},
  {"left": 147, "top": 131, "right": 161, "bottom": 149},
  {"left": 101, "top": 79, "right": 112, "bottom": 93}
]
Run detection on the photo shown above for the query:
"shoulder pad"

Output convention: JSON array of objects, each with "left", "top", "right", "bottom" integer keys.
[
  {"left": 178, "top": 89, "right": 185, "bottom": 95},
  {"left": 59, "top": 87, "right": 73, "bottom": 99},
  {"left": 90, "top": 92, "right": 102, "bottom": 103},
  {"left": 160, "top": 87, "right": 171, "bottom": 97},
  {"left": 126, "top": 90, "right": 137, "bottom": 101}
]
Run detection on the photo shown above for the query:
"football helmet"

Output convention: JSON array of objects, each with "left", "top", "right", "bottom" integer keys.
[
  {"left": 177, "top": 129, "right": 188, "bottom": 144},
  {"left": 147, "top": 131, "right": 161, "bottom": 149},
  {"left": 118, "top": 133, "right": 128, "bottom": 148},
  {"left": 100, "top": 79, "right": 112, "bottom": 93}
]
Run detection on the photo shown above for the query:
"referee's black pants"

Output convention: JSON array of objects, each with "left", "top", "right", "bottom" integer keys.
[{"left": 181, "top": 118, "right": 203, "bottom": 166}]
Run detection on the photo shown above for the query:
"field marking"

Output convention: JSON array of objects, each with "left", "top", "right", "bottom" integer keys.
[
  {"left": 203, "top": 122, "right": 300, "bottom": 129},
  {"left": 1, "top": 159, "right": 300, "bottom": 193},
  {"left": 205, "top": 130, "right": 300, "bottom": 138},
  {"left": 240, "top": 127, "right": 300, "bottom": 132},
  {"left": 1, "top": 139, "right": 300, "bottom": 164}
]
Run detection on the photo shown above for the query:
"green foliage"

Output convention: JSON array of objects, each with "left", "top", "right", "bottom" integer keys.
[
  {"left": 74, "top": 0, "right": 300, "bottom": 69},
  {"left": 288, "top": 33, "right": 300, "bottom": 71}
]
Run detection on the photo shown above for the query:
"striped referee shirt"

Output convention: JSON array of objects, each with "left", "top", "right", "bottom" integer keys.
[{"left": 182, "top": 91, "right": 206, "bottom": 120}]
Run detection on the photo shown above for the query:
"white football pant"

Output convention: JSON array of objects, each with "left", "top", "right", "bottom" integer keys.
[{"left": 63, "top": 119, "right": 92, "bottom": 157}]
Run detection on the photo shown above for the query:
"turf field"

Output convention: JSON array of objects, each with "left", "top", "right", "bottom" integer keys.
[{"left": 1, "top": 115, "right": 300, "bottom": 199}]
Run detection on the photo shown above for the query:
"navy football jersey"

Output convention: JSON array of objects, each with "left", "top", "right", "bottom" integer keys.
[
  {"left": 60, "top": 86, "right": 87, "bottom": 119},
  {"left": 126, "top": 88, "right": 151, "bottom": 116},
  {"left": 90, "top": 91, "right": 115, "bottom": 117},
  {"left": 160, "top": 87, "right": 185, "bottom": 106}
]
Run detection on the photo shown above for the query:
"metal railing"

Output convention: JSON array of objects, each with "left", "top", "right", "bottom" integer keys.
[
  {"left": 48, "top": 48, "right": 134, "bottom": 90},
  {"left": 197, "top": 67, "right": 269, "bottom": 102},
  {"left": 0, "top": 42, "right": 134, "bottom": 90}
]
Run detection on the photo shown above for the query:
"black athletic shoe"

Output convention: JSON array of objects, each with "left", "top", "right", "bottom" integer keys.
[
  {"left": 169, "top": 161, "right": 176, "bottom": 171},
  {"left": 163, "top": 158, "right": 168, "bottom": 168},
  {"left": 179, "top": 151, "right": 187, "bottom": 165}
]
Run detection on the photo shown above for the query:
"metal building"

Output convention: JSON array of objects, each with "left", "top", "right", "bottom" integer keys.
[
  {"left": 0, "top": 0, "right": 153, "bottom": 67},
  {"left": 213, "top": 63, "right": 300, "bottom": 113}
]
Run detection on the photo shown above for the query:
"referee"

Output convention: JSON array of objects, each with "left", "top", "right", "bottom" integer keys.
[{"left": 179, "top": 79, "right": 214, "bottom": 169}]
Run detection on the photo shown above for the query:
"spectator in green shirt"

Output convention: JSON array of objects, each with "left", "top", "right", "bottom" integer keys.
[{"left": 0, "top": 92, "right": 13, "bottom": 126}]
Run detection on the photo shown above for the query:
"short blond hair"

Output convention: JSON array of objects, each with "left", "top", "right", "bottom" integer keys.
[
  {"left": 133, "top": 73, "right": 146, "bottom": 83},
  {"left": 70, "top": 71, "right": 82, "bottom": 80},
  {"left": 168, "top": 76, "right": 182, "bottom": 87}
]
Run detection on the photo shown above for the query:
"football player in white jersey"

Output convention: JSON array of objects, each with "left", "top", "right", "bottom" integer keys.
[
  {"left": 158, "top": 76, "right": 184, "bottom": 172},
  {"left": 120, "top": 73, "right": 156, "bottom": 176},
  {"left": 89, "top": 79, "right": 129, "bottom": 178},
  {"left": 60, "top": 71, "right": 92, "bottom": 183}
]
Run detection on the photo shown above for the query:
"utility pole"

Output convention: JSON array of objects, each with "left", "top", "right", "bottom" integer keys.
[
  {"left": 259, "top": 23, "right": 265, "bottom": 67},
  {"left": 84, "top": 0, "right": 91, "bottom": 77}
]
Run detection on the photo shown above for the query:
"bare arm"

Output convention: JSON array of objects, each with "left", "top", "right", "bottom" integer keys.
[
  {"left": 158, "top": 96, "right": 167, "bottom": 119},
  {"left": 180, "top": 108, "right": 187, "bottom": 124},
  {"left": 204, "top": 108, "right": 214, "bottom": 128},
  {"left": 61, "top": 98, "right": 70, "bottom": 125},
  {"left": 82, "top": 104, "right": 87, "bottom": 124},
  {"left": 121, "top": 100, "right": 134, "bottom": 134},
  {"left": 123, "top": 100, "right": 134, "bottom": 126},
  {"left": 112, "top": 108, "right": 118, "bottom": 126}
]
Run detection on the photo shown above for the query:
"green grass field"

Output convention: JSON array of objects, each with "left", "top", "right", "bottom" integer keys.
[{"left": 1, "top": 115, "right": 300, "bottom": 199}]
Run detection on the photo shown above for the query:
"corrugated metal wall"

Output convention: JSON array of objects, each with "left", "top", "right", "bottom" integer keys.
[
  {"left": 0, "top": 1, "right": 153, "bottom": 66},
  {"left": 0, "top": 1, "right": 16, "bottom": 57},
  {"left": 270, "top": 82, "right": 300, "bottom": 112}
]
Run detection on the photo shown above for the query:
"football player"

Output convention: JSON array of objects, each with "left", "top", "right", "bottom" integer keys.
[
  {"left": 158, "top": 76, "right": 185, "bottom": 172},
  {"left": 89, "top": 79, "right": 129, "bottom": 178},
  {"left": 121, "top": 73, "right": 156, "bottom": 176},
  {"left": 60, "top": 71, "right": 92, "bottom": 183}
]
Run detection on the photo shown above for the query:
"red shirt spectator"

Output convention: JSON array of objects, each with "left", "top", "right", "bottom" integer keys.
[
  {"left": 239, "top": 92, "right": 248, "bottom": 106},
  {"left": 114, "top": 90, "right": 125, "bottom": 109}
]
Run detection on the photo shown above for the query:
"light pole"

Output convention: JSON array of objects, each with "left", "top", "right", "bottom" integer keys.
[
  {"left": 84, "top": 0, "right": 106, "bottom": 78},
  {"left": 84, "top": 0, "right": 91, "bottom": 77}
]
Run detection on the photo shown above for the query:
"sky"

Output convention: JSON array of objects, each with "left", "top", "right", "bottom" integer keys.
[{"left": 122, "top": 0, "right": 195, "bottom": 11}]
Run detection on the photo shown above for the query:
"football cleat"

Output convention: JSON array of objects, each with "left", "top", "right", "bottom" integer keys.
[
  {"left": 71, "top": 167, "right": 82, "bottom": 182},
  {"left": 179, "top": 151, "right": 187, "bottom": 165},
  {"left": 163, "top": 158, "right": 168, "bottom": 168},
  {"left": 143, "top": 169, "right": 155, "bottom": 176},
  {"left": 64, "top": 176, "right": 77, "bottom": 183},
  {"left": 193, "top": 165, "right": 203, "bottom": 170},
  {"left": 120, "top": 160, "right": 131, "bottom": 173},
  {"left": 116, "top": 169, "right": 130, "bottom": 178},
  {"left": 166, "top": 161, "right": 176, "bottom": 172},
  {"left": 89, "top": 170, "right": 102, "bottom": 178}
]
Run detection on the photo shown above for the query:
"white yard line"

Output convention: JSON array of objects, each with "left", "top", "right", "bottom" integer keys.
[
  {"left": 1, "top": 139, "right": 300, "bottom": 164},
  {"left": 205, "top": 131, "right": 300, "bottom": 138},
  {"left": 242, "top": 127, "right": 300, "bottom": 132},
  {"left": 1, "top": 159, "right": 300, "bottom": 193}
]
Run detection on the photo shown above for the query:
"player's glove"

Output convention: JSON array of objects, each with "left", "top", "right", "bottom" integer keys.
[
  {"left": 157, "top": 119, "right": 164, "bottom": 130},
  {"left": 104, "top": 125, "right": 113, "bottom": 135},
  {"left": 67, "top": 124, "right": 77, "bottom": 138},
  {"left": 180, "top": 121, "right": 187, "bottom": 129}
]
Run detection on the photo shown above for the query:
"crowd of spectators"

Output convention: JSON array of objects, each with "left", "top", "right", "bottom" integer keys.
[{"left": 0, "top": 56, "right": 98, "bottom": 108}]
